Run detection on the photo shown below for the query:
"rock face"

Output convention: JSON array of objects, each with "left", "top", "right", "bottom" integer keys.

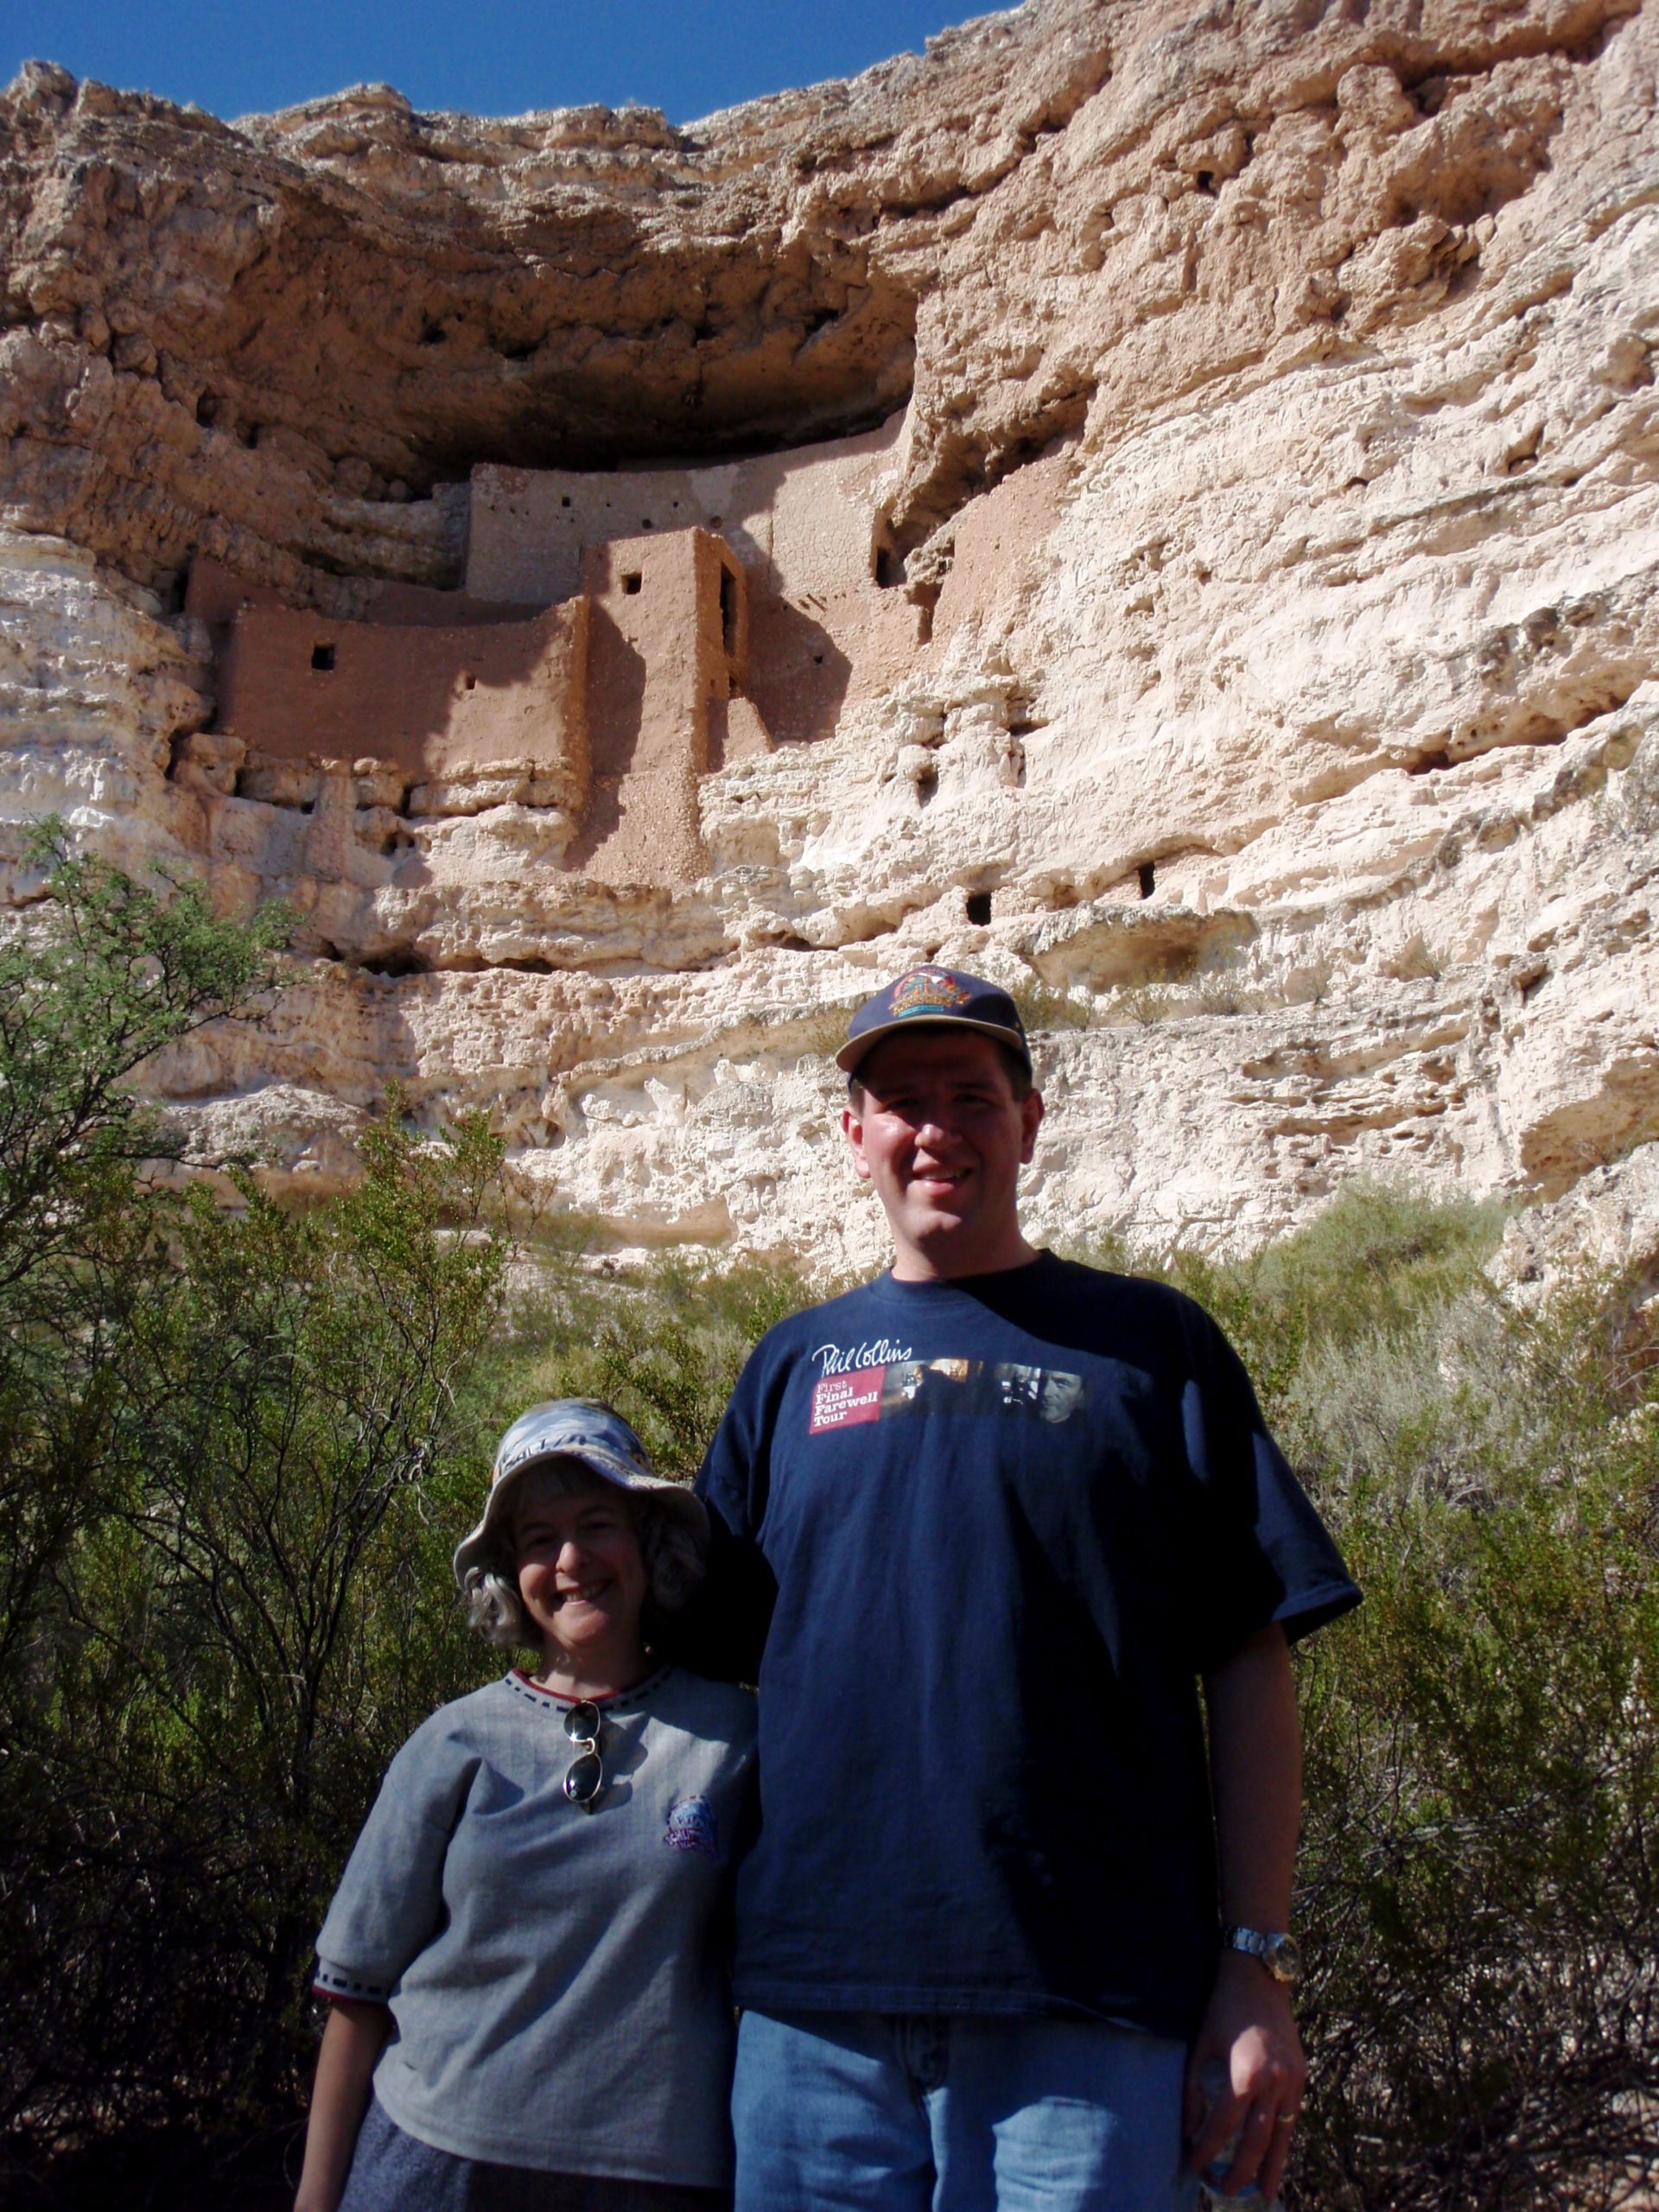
[{"left": 2, "top": 0, "right": 1657, "bottom": 1280}]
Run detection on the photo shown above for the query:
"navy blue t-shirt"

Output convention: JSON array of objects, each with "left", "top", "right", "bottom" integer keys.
[{"left": 691, "top": 1253, "right": 1359, "bottom": 2039}]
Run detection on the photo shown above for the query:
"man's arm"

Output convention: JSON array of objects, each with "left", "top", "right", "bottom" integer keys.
[{"left": 1185, "top": 1622, "right": 1306, "bottom": 2203}]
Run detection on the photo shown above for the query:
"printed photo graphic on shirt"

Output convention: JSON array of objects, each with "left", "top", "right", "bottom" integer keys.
[
  {"left": 810, "top": 1357, "right": 1087, "bottom": 1433},
  {"left": 664, "top": 1796, "right": 721, "bottom": 1858}
]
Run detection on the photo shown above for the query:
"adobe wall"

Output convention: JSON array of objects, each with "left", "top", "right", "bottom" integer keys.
[
  {"left": 466, "top": 416, "right": 921, "bottom": 748},
  {"left": 213, "top": 599, "right": 588, "bottom": 817},
  {"left": 183, "top": 556, "right": 541, "bottom": 632},
  {"left": 194, "top": 516, "right": 753, "bottom": 881},
  {"left": 571, "top": 526, "right": 745, "bottom": 885}
]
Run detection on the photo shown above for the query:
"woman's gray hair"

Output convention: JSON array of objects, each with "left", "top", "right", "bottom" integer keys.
[{"left": 461, "top": 1456, "right": 707, "bottom": 1651}]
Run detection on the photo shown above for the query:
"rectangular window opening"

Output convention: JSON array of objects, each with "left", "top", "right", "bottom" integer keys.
[
  {"left": 720, "top": 567, "right": 739, "bottom": 658},
  {"left": 622, "top": 571, "right": 643, "bottom": 596},
  {"left": 311, "top": 643, "right": 336, "bottom": 671}
]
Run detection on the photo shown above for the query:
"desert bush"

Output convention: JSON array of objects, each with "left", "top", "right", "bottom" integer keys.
[
  {"left": 466, "top": 1243, "right": 817, "bottom": 1477},
  {"left": 1009, "top": 976, "right": 1098, "bottom": 1033},
  {"left": 0, "top": 823, "right": 287, "bottom": 1716},
  {"left": 1287, "top": 1277, "right": 1659, "bottom": 2212}
]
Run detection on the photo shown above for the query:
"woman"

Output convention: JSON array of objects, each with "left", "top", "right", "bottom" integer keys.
[{"left": 295, "top": 1401, "right": 756, "bottom": 2212}]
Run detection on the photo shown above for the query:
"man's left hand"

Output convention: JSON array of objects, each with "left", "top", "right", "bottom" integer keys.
[{"left": 1182, "top": 1950, "right": 1306, "bottom": 2202}]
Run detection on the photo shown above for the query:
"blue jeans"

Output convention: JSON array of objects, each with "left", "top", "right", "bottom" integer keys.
[{"left": 732, "top": 2009, "right": 1199, "bottom": 2212}]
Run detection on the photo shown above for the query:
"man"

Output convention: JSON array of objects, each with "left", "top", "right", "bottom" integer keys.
[{"left": 689, "top": 966, "right": 1360, "bottom": 2212}]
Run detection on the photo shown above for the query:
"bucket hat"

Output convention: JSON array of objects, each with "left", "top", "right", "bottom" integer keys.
[
  {"left": 452, "top": 1399, "right": 706, "bottom": 1588},
  {"left": 836, "top": 965, "right": 1032, "bottom": 1079}
]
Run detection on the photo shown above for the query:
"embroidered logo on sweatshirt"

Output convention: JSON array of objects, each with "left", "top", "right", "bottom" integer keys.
[{"left": 664, "top": 1796, "right": 721, "bottom": 1858}]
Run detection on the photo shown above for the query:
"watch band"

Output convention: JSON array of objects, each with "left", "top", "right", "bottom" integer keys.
[{"left": 1222, "top": 1925, "right": 1302, "bottom": 1986}]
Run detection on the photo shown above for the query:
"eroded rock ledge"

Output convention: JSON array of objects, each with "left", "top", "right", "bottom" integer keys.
[{"left": 2, "top": 0, "right": 1656, "bottom": 1279}]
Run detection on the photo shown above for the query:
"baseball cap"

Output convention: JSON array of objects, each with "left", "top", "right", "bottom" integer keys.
[
  {"left": 836, "top": 965, "right": 1033, "bottom": 1078},
  {"left": 452, "top": 1399, "right": 706, "bottom": 1587}
]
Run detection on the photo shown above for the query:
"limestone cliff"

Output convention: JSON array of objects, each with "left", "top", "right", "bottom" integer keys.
[{"left": 2, "top": 0, "right": 1656, "bottom": 1281}]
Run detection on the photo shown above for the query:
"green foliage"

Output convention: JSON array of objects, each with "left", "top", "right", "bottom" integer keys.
[
  {"left": 0, "top": 824, "right": 288, "bottom": 1718},
  {"left": 1286, "top": 1282, "right": 1659, "bottom": 2212},
  {"left": 1079, "top": 1181, "right": 1507, "bottom": 1414},
  {"left": 467, "top": 1247, "right": 817, "bottom": 1479},
  {"left": 3, "top": 1113, "right": 511, "bottom": 2171},
  {"left": 0, "top": 819, "right": 287, "bottom": 1293}
]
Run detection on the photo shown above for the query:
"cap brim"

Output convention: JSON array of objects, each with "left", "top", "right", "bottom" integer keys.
[
  {"left": 452, "top": 1449, "right": 708, "bottom": 1588},
  {"left": 836, "top": 1011, "right": 1033, "bottom": 1077}
]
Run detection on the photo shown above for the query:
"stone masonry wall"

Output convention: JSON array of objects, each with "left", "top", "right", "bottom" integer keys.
[{"left": 215, "top": 599, "right": 588, "bottom": 804}]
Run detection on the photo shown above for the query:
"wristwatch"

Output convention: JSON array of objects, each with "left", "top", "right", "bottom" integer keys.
[{"left": 1222, "top": 1927, "right": 1302, "bottom": 1986}]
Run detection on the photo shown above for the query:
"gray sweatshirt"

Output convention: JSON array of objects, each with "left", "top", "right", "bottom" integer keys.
[{"left": 315, "top": 1665, "right": 757, "bottom": 2185}]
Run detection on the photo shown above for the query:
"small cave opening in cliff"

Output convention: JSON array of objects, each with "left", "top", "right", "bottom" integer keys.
[
  {"left": 966, "top": 890, "right": 993, "bottom": 925},
  {"left": 353, "top": 949, "right": 429, "bottom": 978},
  {"left": 1139, "top": 862, "right": 1156, "bottom": 899}
]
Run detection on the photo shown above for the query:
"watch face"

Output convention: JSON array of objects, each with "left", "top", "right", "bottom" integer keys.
[{"left": 1270, "top": 1934, "right": 1303, "bottom": 1984}]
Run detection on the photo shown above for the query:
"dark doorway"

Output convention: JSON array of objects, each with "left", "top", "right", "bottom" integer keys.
[{"left": 720, "top": 567, "right": 740, "bottom": 658}]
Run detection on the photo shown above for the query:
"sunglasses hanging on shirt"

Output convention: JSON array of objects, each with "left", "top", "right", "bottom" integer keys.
[{"left": 563, "top": 1701, "right": 605, "bottom": 1811}]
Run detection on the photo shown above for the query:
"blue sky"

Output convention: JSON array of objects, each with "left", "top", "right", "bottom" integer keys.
[{"left": 3, "top": 2, "right": 986, "bottom": 125}]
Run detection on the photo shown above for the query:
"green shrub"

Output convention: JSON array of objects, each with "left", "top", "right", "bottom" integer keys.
[
  {"left": 0, "top": 822, "right": 287, "bottom": 1717},
  {"left": 464, "top": 1246, "right": 818, "bottom": 1478},
  {"left": 1291, "top": 1285, "right": 1659, "bottom": 2211}
]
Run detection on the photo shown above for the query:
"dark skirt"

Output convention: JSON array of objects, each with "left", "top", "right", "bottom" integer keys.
[{"left": 339, "top": 2094, "right": 734, "bottom": 2212}]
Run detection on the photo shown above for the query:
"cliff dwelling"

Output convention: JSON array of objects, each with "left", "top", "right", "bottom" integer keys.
[
  {"left": 175, "top": 419, "right": 946, "bottom": 892},
  {"left": 3, "top": 0, "right": 1659, "bottom": 1278}
]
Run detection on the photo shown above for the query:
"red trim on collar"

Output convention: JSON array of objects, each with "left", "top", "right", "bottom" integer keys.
[{"left": 509, "top": 1667, "right": 663, "bottom": 1706}]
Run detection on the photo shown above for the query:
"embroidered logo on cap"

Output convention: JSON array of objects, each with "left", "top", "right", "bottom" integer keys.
[
  {"left": 664, "top": 1796, "right": 721, "bottom": 1858},
  {"left": 889, "top": 968, "right": 971, "bottom": 1017}
]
